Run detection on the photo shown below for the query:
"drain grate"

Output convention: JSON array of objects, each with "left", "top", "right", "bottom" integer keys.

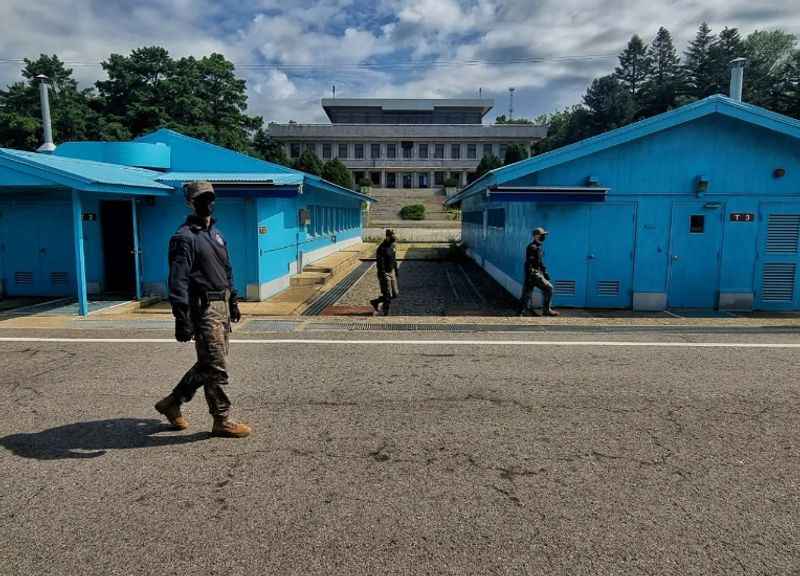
[
  {"left": 241, "top": 320, "right": 301, "bottom": 332},
  {"left": 302, "top": 261, "right": 373, "bottom": 316}
]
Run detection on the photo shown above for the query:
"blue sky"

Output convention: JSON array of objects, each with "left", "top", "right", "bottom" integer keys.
[{"left": 1, "top": 0, "right": 799, "bottom": 124}]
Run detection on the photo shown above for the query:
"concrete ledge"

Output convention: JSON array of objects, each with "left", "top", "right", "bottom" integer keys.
[
  {"left": 304, "top": 236, "right": 362, "bottom": 266},
  {"left": 247, "top": 274, "right": 291, "bottom": 301},
  {"left": 364, "top": 228, "right": 461, "bottom": 242},
  {"left": 719, "top": 292, "right": 754, "bottom": 310},
  {"left": 633, "top": 292, "right": 667, "bottom": 311}
]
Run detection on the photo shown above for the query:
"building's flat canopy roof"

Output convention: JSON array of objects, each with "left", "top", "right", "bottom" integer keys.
[{"left": 322, "top": 98, "right": 494, "bottom": 114}]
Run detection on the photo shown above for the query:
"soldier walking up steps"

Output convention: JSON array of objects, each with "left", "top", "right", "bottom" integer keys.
[
  {"left": 154, "top": 181, "right": 252, "bottom": 438},
  {"left": 519, "top": 227, "right": 560, "bottom": 317}
]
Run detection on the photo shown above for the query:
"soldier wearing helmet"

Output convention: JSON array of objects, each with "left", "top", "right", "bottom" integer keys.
[{"left": 519, "top": 227, "right": 559, "bottom": 317}]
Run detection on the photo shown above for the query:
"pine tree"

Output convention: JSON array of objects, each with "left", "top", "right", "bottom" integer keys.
[
  {"left": 321, "top": 159, "right": 353, "bottom": 189},
  {"left": 252, "top": 128, "right": 290, "bottom": 166},
  {"left": 683, "top": 22, "right": 716, "bottom": 100},
  {"left": 291, "top": 149, "right": 323, "bottom": 176},
  {"left": 641, "top": 27, "right": 683, "bottom": 115},
  {"left": 584, "top": 75, "right": 635, "bottom": 131},
  {"left": 708, "top": 27, "right": 745, "bottom": 96},
  {"left": 743, "top": 30, "right": 797, "bottom": 108},
  {"left": 615, "top": 35, "right": 652, "bottom": 107},
  {"left": 503, "top": 143, "right": 529, "bottom": 164}
]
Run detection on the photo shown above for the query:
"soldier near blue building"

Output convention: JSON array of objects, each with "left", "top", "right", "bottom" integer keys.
[
  {"left": 370, "top": 229, "right": 400, "bottom": 316},
  {"left": 154, "top": 181, "right": 251, "bottom": 438},
  {"left": 519, "top": 227, "right": 559, "bottom": 317}
]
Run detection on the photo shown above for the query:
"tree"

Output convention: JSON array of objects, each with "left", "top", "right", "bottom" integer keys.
[
  {"left": 495, "top": 115, "right": 534, "bottom": 124},
  {"left": 684, "top": 23, "right": 717, "bottom": 99},
  {"left": 584, "top": 75, "right": 635, "bottom": 131},
  {"left": 503, "top": 143, "right": 529, "bottom": 164},
  {"left": 744, "top": 30, "right": 798, "bottom": 108},
  {"left": 470, "top": 154, "right": 503, "bottom": 181},
  {"left": 321, "top": 159, "right": 353, "bottom": 189},
  {"left": 0, "top": 54, "right": 103, "bottom": 150},
  {"left": 707, "top": 27, "right": 745, "bottom": 96},
  {"left": 615, "top": 35, "right": 652, "bottom": 106},
  {"left": 252, "top": 128, "right": 290, "bottom": 166},
  {"left": 95, "top": 47, "right": 261, "bottom": 150},
  {"left": 291, "top": 149, "right": 323, "bottom": 175},
  {"left": 532, "top": 106, "right": 594, "bottom": 155},
  {"left": 641, "top": 27, "right": 683, "bottom": 116}
]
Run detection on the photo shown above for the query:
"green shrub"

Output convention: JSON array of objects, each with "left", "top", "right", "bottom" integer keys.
[
  {"left": 400, "top": 204, "right": 426, "bottom": 220},
  {"left": 443, "top": 176, "right": 460, "bottom": 188}
]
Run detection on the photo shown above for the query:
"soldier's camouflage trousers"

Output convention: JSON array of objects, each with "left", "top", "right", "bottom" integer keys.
[
  {"left": 520, "top": 270, "right": 553, "bottom": 313},
  {"left": 171, "top": 298, "right": 231, "bottom": 418}
]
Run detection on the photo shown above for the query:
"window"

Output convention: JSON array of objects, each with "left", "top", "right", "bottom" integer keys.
[
  {"left": 370, "top": 171, "right": 381, "bottom": 186},
  {"left": 313, "top": 205, "right": 322, "bottom": 236},
  {"left": 462, "top": 211, "right": 483, "bottom": 225},
  {"left": 690, "top": 215, "right": 705, "bottom": 233},
  {"left": 402, "top": 141, "right": 413, "bottom": 159},
  {"left": 434, "top": 144, "right": 444, "bottom": 159},
  {"left": 353, "top": 171, "right": 365, "bottom": 185},
  {"left": 386, "top": 143, "right": 397, "bottom": 159},
  {"left": 402, "top": 173, "right": 413, "bottom": 188},
  {"left": 483, "top": 143, "right": 493, "bottom": 157},
  {"left": 418, "top": 143, "right": 428, "bottom": 159},
  {"left": 467, "top": 143, "right": 477, "bottom": 159},
  {"left": 304, "top": 143, "right": 316, "bottom": 154},
  {"left": 418, "top": 173, "right": 429, "bottom": 188},
  {"left": 386, "top": 172, "right": 397, "bottom": 188},
  {"left": 322, "top": 143, "right": 332, "bottom": 159},
  {"left": 354, "top": 143, "right": 364, "bottom": 159},
  {"left": 434, "top": 171, "right": 446, "bottom": 186},
  {"left": 326, "top": 207, "right": 334, "bottom": 234},
  {"left": 451, "top": 144, "right": 461, "bottom": 159},
  {"left": 498, "top": 144, "right": 507, "bottom": 158},
  {"left": 290, "top": 143, "right": 301, "bottom": 158},
  {"left": 370, "top": 143, "right": 381, "bottom": 159},
  {"left": 338, "top": 143, "right": 348, "bottom": 159},
  {"left": 487, "top": 208, "right": 505, "bottom": 229}
]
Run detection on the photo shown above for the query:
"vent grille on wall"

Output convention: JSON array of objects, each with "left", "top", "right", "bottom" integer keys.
[
  {"left": 761, "top": 263, "right": 796, "bottom": 302},
  {"left": 596, "top": 280, "right": 620, "bottom": 296},
  {"left": 15, "top": 272, "right": 33, "bottom": 285},
  {"left": 554, "top": 280, "right": 576, "bottom": 296},
  {"left": 766, "top": 214, "right": 800, "bottom": 253},
  {"left": 50, "top": 272, "right": 68, "bottom": 285}
]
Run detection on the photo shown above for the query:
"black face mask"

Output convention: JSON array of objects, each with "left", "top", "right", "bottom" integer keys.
[{"left": 193, "top": 196, "right": 215, "bottom": 218}]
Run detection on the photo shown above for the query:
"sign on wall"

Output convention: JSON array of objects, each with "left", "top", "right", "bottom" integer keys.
[{"left": 730, "top": 213, "right": 755, "bottom": 222}]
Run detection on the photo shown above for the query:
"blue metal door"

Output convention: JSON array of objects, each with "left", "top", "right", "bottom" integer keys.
[
  {"left": 754, "top": 203, "right": 800, "bottom": 310},
  {"left": 537, "top": 204, "right": 590, "bottom": 307},
  {"left": 213, "top": 199, "right": 247, "bottom": 297},
  {"left": 668, "top": 202, "right": 724, "bottom": 308},
  {"left": 587, "top": 203, "right": 636, "bottom": 308}
]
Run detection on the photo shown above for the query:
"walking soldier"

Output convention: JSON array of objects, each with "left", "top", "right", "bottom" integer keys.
[
  {"left": 370, "top": 229, "right": 400, "bottom": 316},
  {"left": 155, "top": 181, "right": 252, "bottom": 438},
  {"left": 519, "top": 227, "right": 560, "bottom": 317}
]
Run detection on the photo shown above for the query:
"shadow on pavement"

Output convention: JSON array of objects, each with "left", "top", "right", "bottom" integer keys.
[{"left": 0, "top": 418, "right": 209, "bottom": 460}]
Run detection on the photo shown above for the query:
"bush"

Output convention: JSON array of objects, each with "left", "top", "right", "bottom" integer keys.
[
  {"left": 321, "top": 159, "right": 353, "bottom": 189},
  {"left": 400, "top": 204, "right": 426, "bottom": 220},
  {"left": 358, "top": 178, "right": 372, "bottom": 188},
  {"left": 443, "top": 176, "right": 460, "bottom": 188}
]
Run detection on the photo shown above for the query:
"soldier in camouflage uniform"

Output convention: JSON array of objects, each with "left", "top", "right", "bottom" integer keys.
[
  {"left": 154, "top": 181, "right": 251, "bottom": 438},
  {"left": 519, "top": 227, "right": 560, "bottom": 317}
]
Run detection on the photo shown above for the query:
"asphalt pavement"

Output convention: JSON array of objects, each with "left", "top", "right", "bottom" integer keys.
[{"left": 1, "top": 326, "right": 799, "bottom": 575}]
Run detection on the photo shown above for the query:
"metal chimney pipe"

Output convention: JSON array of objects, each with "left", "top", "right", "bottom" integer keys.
[
  {"left": 35, "top": 74, "right": 56, "bottom": 153},
  {"left": 729, "top": 58, "right": 746, "bottom": 102}
]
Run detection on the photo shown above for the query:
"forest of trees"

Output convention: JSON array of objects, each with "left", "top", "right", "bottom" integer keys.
[
  {"left": 531, "top": 24, "right": 800, "bottom": 154},
  {"left": 1, "top": 23, "right": 798, "bottom": 181}
]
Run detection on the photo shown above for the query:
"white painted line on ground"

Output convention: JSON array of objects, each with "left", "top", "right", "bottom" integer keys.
[{"left": 1, "top": 336, "right": 800, "bottom": 348}]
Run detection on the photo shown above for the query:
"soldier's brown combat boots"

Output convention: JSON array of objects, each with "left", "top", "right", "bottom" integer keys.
[
  {"left": 154, "top": 395, "right": 189, "bottom": 430},
  {"left": 212, "top": 417, "right": 252, "bottom": 438}
]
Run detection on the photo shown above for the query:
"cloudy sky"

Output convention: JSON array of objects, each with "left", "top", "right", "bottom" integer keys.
[{"left": 1, "top": 0, "right": 798, "bottom": 124}]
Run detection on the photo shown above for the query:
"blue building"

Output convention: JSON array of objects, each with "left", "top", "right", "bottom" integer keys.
[
  {"left": 447, "top": 95, "right": 800, "bottom": 311},
  {"left": 0, "top": 129, "right": 372, "bottom": 315}
]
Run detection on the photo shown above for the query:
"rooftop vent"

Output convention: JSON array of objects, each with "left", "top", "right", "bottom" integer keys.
[{"left": 729, "top": 58, "right": 747, "bottom": 102}]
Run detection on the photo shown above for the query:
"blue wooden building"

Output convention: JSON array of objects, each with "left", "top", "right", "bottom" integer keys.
[
  {"left": 0, "top": 129, "right": 372, "bottom": 314},
  {"left": 447, "top": 95, "right": 800, "bottom": 311}
]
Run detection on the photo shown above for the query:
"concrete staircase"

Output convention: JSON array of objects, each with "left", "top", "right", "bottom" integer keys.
[
  {"left": 366, "top": 188, "right": 462, "bottom": 242},
  {"left": 290, "top": 246, "right": 363, "bottom": 287}
]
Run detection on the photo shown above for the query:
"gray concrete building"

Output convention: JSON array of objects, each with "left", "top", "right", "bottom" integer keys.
[{"left": 268, "top": 98, "right": 546, "bottom": 189}]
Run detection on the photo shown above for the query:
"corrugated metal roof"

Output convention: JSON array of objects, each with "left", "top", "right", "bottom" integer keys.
[
  {"left": 156, "top": 172, "right": 303, "bottom": 185},
  {"left": 0, "top": 148, "right": 171, "bottom": 191}
]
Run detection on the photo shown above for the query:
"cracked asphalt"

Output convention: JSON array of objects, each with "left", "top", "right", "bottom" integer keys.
[{"left": 1, "top": 328, "right": 799, "bottom": 575}]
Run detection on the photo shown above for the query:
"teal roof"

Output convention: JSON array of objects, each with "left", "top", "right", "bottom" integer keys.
[
  {"left": 156, "top": 172, "right": 303, "bottom": 185},
  {"left": 446, "top": 95, "right": 800, "bottom": 206},
  {"left": 0, "top": 148, "right": 172, "bottom": 195},
  {"left": 305, "top": 173, "right": 376, "bottom": 203}
]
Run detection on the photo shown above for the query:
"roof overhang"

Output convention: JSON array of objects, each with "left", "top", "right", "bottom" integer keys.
[{"left": 488, "top": 186, "right": 608, "bottom": 203}]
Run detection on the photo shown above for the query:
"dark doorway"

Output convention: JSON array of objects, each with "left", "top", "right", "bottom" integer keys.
[{"left": 100, "top": 201, "right": 136, "bottom": 295}]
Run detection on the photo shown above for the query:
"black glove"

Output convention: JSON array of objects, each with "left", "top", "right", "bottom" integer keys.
[
  {"left": 229, "top": 295, "right": 241, "bottom": 323},
  {"left": 172, "top": 304, "right": 193, "bottom": 342}
]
